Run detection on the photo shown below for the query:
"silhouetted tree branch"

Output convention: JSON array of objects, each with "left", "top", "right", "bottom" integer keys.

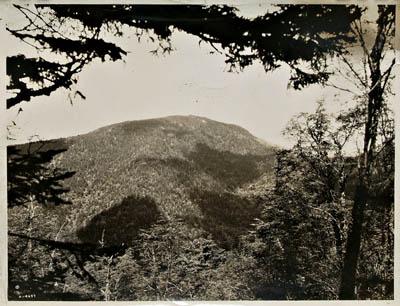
[
  {"left": 7, "top": 142, "right": 76, "bottom": 208},
  {"left": 7, "top": 4, "right": 362, "bottom": 108}
]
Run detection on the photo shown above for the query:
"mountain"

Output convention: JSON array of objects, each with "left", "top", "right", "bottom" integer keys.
[{"left": 8, "top": 115, "right": 276, "bottom": 249}]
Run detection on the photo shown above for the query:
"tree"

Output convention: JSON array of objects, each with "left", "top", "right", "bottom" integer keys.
[
  {"left": 246, "top": 96, "right": 393, "bottom": 299},
  {"left": 334, "top": 6, "right": 395, "bottom": 299},
  {"left": 58, "top": 219, "right": 248, "bottom": 300},
  {"left": 284, "top": 102, "right": 354, "bottom": 259},
  {"left": 245, "top": 103, "right": 354, "bottom": 299},
  {"left": 7, "top": 141, "right": 76, "bottom": 208},
  {"left": 7, "top": 4, "right": 361, "bottom": 108}
]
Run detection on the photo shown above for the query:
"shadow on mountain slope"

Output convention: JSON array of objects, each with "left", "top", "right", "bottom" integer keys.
[
  {"left": 189, "top": 190, "right": 262, "bottom": 249},
  {"left": 77, "top": 194, "right": 160, "bottom": 247},
  {"left": 186, "top": 143, "right": 270, "bottom": 190}
]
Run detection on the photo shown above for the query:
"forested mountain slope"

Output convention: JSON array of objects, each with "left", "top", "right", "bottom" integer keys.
[{"left": 8, "top": 115, "right": 275, "bottom": 249}]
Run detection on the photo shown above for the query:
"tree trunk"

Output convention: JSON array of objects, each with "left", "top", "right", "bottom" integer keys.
[
  {"left": 338, "top": 82, "right": 378, "bottom": 299},
  {"left": 338, "top": 6, "right": 393, "bottom": 298},
  {"left": 338, "top": 182, "right": 368, "bottom": 299},
  {"left": 330, "top": 215, "right": 343, "bottom": 258}
]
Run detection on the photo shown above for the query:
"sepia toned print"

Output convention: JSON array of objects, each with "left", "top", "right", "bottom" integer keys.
[{"left": 5, "top": 3, "right": 395, "bottom": 301}]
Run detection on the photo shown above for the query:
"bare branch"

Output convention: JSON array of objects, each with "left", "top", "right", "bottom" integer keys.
[
  {"left": 338, "top": 53, "right": 368, "bottom": 89},
  {"left": 326, "top": 82, "right": 359, "bottom": 95}
]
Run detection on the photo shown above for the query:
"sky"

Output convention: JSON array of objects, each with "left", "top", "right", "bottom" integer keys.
[{"left": 4, "top": 3, "right": 383, "bottom": 148}]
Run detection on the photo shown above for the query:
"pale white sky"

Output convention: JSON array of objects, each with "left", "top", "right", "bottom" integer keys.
[{"left": 4, "top": 4, "right": 385, "bottom": 148}]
